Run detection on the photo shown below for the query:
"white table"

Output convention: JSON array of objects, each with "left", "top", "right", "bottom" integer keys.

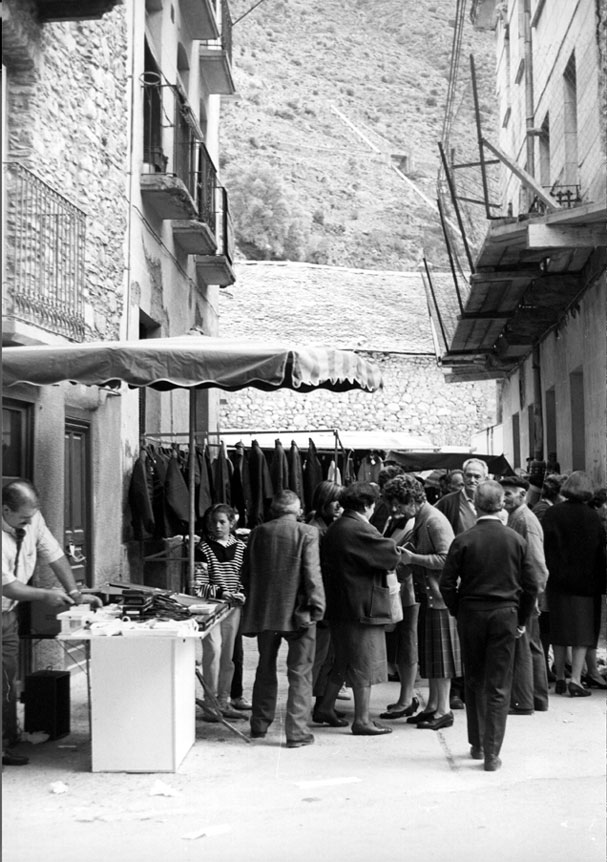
[{"left": 59, "top": 604, "right": 232, "bottom": 772}]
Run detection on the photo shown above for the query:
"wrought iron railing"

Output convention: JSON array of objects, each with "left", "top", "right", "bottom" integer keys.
[
  {"left": 215, "top": 185, "right": 234, "bottom": 262},
  {"left": 201, "top": 0, "right": 233, "bottom": 64},
  {"left": 3, "top": 162, "right": 86, "bottom": 341}
]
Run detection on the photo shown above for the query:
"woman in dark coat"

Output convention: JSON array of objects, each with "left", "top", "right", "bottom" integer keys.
[
  {"left": 318, "top": 482, "right": 400, "bottom": 735},
  {"left": 542, "top": 471, "right": 606, "bottom": 697}
]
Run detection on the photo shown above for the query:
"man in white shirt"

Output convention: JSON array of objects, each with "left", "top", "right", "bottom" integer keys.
[{"left": 2, "top": 480, "right": 84, "bottom": 766}]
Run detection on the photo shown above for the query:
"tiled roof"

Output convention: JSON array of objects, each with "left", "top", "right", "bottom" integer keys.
[{"left": 218, "top": 261, "right": 442, "bottom": 354}]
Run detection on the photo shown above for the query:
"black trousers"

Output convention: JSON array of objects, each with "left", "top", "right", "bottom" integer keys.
[{"left": 457, "top": 605, "right": 517, "bottom": 759}]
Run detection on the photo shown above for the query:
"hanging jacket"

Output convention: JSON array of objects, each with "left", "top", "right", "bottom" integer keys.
[
  {"left": 270, "top": 439, "right": 290, "bottom": 493},
  {"left": 287, "top": 441, "right": 304, "bottom": 505},
  {"left": 248, "top": 440, "right": 274, "bottom": 527},
  {"left": 128, "top": 452, "right": 156, "bottom": 539},
  {"left": 303, "top": 438, "right": 323, "bottom": 512}
]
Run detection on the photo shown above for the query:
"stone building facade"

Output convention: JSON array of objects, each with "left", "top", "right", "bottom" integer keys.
[
  {"left": 2, "top": 0, "right": 237, "bottom": 656},
  {"left": 431, "top": 0, "right": 607, "bottom": 486}
]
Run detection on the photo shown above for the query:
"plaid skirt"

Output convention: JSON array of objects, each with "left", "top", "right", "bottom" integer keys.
[{"left": 418, "top": 602, "right": 462, "bottom": 679}]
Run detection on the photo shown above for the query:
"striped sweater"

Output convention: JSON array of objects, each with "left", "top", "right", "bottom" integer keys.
[{"left": 194, "top": 535, "right": 245, "bottom": 596}]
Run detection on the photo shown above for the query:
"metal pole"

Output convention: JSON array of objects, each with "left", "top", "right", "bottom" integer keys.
[
  {"left": 470, "top": 54, "right": 492, "bottom": 220},
  {"left": 437, "top": 196, "right": 465, "bottom": 315},
  {"left": 188, "top": 389, "right": 197, "bottom": 594},
  {"left": 438, "top": 141, "right": 475, "bottom": 273},
  {"left": 423, "top": 258, "right": 449, "bottom": 353}
]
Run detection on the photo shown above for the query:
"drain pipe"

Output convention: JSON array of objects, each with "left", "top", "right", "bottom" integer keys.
[{"left": 523, "top": 0, "right": 536, "bottom": 209}]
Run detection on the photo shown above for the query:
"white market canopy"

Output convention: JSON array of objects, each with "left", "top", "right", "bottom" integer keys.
[{"left": 1, "top": 336, "right": 383, "bottom": 394}]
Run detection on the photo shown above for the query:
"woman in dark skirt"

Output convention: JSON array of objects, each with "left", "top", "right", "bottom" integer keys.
[
  {"left": 542, "top": 471, "right": 607, "bottom": 697},
  {"left": 396, "top": 475, "right": 460, "bottom": 730}
]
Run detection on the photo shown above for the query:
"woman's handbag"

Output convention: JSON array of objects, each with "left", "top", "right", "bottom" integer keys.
[{"left": 386, "top": 571, "right": 404, "bottom": 626}]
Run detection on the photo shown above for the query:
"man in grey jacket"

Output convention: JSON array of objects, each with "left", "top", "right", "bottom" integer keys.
[{"left": 241, "top": 490, "right": 325, "bottom": 748}]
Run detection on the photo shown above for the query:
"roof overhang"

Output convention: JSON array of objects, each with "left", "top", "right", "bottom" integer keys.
[{"left": 440, "top": 201, "right": 606, "bottom": 380}]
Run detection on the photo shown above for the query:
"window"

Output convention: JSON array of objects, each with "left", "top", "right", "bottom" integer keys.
[
  {"left": 563, "top": 53, "right": 578, "bottom": 187},
  {"left": 512, "top": 412, "right": 521, "bottom": 468},
  {"left": 545, "top": 386, "right": 556, "bottom": 458},
  {"left": 570, "top": 368, "right": 585, "bottom": 469},
  {"left": 143, "top": 43, "right": 166, "bottom": 172},
  {"left": 539, "top": 114, "right": 550, "bottom": 188},
  {"left": 1, "top": 400, "right": 32, "bottom": 483}
]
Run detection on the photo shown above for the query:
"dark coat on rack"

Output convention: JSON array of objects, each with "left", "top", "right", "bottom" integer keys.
[
  {"left": 230, "top": 443, "right": 253, "bottom": 525},
  {"left": 128, "top": 452, "right": 155, "bottom": 539},
  {"left": 270, "top": 440, "right": 290, "bottom": 494},
  {"left": 212, "top": 443, "right": 232, "bottom": 505},
  {"left": 287, "top": 442, "right": 304, "bottom": 504},
  {"left": 248, "top": 440, "right": 274, "bottom": 527},
  {"left": 303, "top": 438, "right": 323, "bottom": 512}
]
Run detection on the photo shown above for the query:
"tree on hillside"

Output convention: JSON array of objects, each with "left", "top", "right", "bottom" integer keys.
[{"left": 225, "top": 165, "right": 310, "bottom": 260}]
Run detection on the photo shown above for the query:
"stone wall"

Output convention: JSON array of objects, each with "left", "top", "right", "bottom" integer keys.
[
  {"left": 4, "top": 1, "right": 128, "bottom": 341},
  {"left": 220, "top": 352, "right": 497, "bottom": 449}
]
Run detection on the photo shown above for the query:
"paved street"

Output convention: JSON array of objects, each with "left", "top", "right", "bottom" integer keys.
[{"left": 3, "top": 639, "right": 605, "bottom": 862}]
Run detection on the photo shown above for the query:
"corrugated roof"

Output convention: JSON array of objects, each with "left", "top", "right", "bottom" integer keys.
[{"left": 218, "top": 261, "right": 438, "bottom": 354}]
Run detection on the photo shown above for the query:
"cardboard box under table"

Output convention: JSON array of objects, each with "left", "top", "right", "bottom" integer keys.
[{"left": 59, "top": 600, "right": 231, "bottom": 773}]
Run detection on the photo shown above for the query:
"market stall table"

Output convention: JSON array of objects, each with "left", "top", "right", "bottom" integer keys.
[{"left": 58, "top": 600, "right": 232, "bottom": 773}]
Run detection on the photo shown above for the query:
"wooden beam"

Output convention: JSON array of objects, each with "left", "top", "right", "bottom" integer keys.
[
  {"left": 459, "top": 311, "right": 512, "bottom": 320},
  {"left": 526, "top": 223, "right": 607, "bottom": 249},
  {"left": 481, "top": 138, "right": 561, "bottom": 211}
]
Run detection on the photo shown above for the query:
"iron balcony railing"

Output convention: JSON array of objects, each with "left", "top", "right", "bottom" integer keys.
[
  {"left": 200, "top": 0, "right": 233, "bottom": 64},
  {"left": 142, "top": 75, "right": 218, "bottom": 228},
  {"left": 216, "top": 185, "right": 234, "bottom": 262},
  {"left": 3, "top": 162, "right": 86, "bottom": 341}
]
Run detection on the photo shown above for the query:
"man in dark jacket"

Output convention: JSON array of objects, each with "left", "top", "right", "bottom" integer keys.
[
  {"left": 440, "top": 480, "right": 539, "bottom": 772},
  {"left": 241, "top": 490, "right": 325, "bottom": 748},
  {"left": 317, "top": 482, "right": 400, "bottom": 736}
]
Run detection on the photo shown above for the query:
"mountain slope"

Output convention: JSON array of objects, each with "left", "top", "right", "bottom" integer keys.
[{"left": 221, "top": 0, "right": 496, "bottom": 270}]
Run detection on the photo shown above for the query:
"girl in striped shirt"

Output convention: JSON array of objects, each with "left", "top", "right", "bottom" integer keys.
[{"left": 196, "top": 504, "right": 246, "bottom": 721}]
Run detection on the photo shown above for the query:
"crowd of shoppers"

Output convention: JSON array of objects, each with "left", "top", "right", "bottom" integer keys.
[
  {"left": 228, "top": 461, "right": 605, "bottom": 770},
  {"left": 4, "top": 462, "right": 605, "bottom": 772}
]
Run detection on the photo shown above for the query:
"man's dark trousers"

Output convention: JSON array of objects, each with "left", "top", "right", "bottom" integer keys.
[
  {"left": 457, "top": 605, "right": 517, "bottom": 759},
  {"left": 251, "top": 627, "right": 316, "bottom": 744}
]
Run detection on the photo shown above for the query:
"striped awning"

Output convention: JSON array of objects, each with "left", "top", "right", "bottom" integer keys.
[{"left": 2, "top": 336, "right": 383, "bottom": 394}]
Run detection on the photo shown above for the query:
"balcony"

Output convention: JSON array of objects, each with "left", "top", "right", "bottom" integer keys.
[
  {"left": 35, "top": 0, "right": 121, "bottom": 20},
  {"left": 199, "top": 0, "right": 236, "bottom": 95},
  {"left": 195, "top": 186, "right": 236, "bottom": 287},
  {"left": 140, "top": 76, "right": 199, "bottom": 220},
  {"left": 2, "top": 162, "right": 86, "bottom": 344},
  {"left": 172, "top": 142, "right": 218, "bottom": 255},
  {"left": 180, "top": 0, "right": 220, "bottom": 40}
]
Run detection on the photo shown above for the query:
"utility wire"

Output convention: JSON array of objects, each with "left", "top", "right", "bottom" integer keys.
[{"left": 232, "top": 0, "right": 271, "bottom": 26}]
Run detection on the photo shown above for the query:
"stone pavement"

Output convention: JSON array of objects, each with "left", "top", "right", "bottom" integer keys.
[{"left": 2, "top": 639, "right": 605, "bottom": 862}]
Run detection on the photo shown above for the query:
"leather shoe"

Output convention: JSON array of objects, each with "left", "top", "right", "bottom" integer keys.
[
  {"left": 583, "top": 675, "right": 607, "bottom": 690},
  {"left": 450, "top": 696, "right": 465, "bottom": 710},
  {"left": 312, "top": 710, "right": 349, "bottom": 727},
  {"left": 250, "top": 731, "right": 266, "bottom": 739},
  {"left": 484, "top": 756, "right": 502, "bottom": 772},
  {"left": 568, "top": 681, "right": 591, "bottom": 698},
  {"left": 379, "top": 697, "right": 419, "bottom": 720},
  {"left": 351, "top": 721, "right": 392, "bottom": 736},
  {"left": 554, "top": 679, "right": 567, "bottom": 695},
  {"left": 470, "top": 745, "right": 483, "bottom": 760},
  {"left": 416, "top": 712, "right": 454, "bottom": 730},
  {"left": 2, "top": 751, "right": 29, "bottom": 766},
  {"left": 508, "top": 707, "right": 534, "bottom": 715},
  {"left": 286, "top": 735, "right": 315, "bottom": 748},
  {"left": 406, "top": 709, "right": 435, "bottom": 725}
]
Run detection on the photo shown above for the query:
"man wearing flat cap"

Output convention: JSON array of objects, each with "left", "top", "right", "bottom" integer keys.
[{"left": 500, "top": 476, "right": 550, "bottom": 714}]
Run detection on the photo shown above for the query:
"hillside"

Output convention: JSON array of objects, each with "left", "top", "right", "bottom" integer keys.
[{"left": 221, "top": 0, "right": 497, "bottom": 270}]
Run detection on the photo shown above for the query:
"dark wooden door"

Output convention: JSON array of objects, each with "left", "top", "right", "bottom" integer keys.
[{"left": 64, "top": 421, "right": 91, "bottom": 586}]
